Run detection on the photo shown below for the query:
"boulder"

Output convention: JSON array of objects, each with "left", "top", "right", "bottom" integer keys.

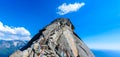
[{"left": 10, "top": 18, "right": 94, "bottom": 57}]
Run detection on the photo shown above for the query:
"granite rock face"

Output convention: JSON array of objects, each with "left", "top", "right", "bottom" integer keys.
[{"left": 10, "top": 18, "right": 95, "bottom": 57}]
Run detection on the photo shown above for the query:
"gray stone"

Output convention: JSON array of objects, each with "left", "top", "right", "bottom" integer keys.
[{"left": 10, "top": 18, "right": 95, "bottom": 57}]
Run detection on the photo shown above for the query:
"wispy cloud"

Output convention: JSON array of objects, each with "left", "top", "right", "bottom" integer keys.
[
  {"left": 57, "top": 2, "right": 85, "bottom": 15},
  {"left": 0, "top": 21, "right": 31, "bottom": 40}
]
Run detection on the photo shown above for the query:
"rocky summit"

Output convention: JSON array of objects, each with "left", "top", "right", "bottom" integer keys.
[{"left": 10, "top": 18, "right": 95, "bottom": 57}]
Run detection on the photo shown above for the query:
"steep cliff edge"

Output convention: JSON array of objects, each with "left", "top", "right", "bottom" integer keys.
[{"left": 10, "top": 18, "right": 94, "bottom": 57}]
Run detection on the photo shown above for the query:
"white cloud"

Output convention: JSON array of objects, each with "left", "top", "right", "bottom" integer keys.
[
  {"left": 57, "top": 2, "right": 85, "bottom": 15},
  {"left": 0, "top": 32, "right": 4, "bottom": 36},
  {"left": 0, "top": 21, "right": 31, "bottom": 41}
]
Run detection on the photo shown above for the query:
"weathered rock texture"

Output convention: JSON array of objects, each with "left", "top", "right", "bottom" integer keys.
[{"left": 10, "top": 18, "right": 94, "bottom": 57}]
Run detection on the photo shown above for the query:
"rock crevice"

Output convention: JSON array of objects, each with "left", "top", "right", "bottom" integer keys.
[{"left": 10, "top": 18, "right": 94, "bottom": 57}]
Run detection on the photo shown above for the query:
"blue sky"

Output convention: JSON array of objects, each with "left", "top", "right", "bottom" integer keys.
[{"left": 0, "top": 0, "right": 120, "bottom": 50}]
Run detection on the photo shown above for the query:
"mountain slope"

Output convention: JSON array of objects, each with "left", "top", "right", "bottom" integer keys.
[{"left": 10, "top": 18, "right": 94, "bottom": 57}]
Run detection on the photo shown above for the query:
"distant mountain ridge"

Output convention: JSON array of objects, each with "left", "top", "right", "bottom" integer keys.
[
  {"left": 92, "top": 49, "right": 120, "bottom": 57},
  {"left": 0, "top": 40, "right": 28, "bottom": 57},
  {"left": 1, "top": 39, "right": 119, "bottom": 57}
]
